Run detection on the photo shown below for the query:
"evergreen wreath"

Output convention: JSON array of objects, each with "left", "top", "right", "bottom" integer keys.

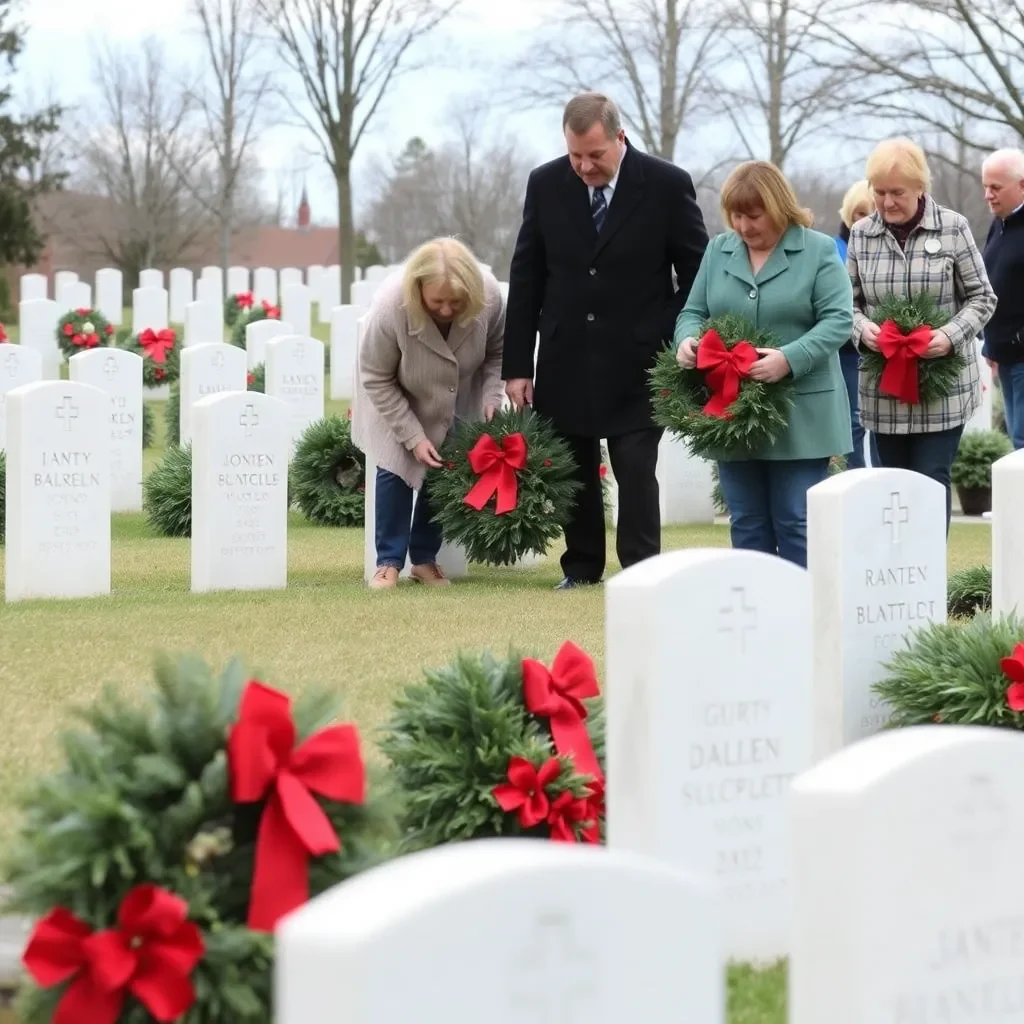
[
  {"left": 224, "top": 290, "right": 256, "bottom": 329},
  {"left": 860, "top": 292, "right": 965, "bottom": 405},
  {"left": 120, "top": 326, "right": 181, "bottom": 387},
  {"left": 143, "top": 443, "right": 193, "bottom": 537},
  {"left": 426, "top": 405, "right": 581, "bottom": 566},
  {"left": 166, "top": 383, "right": 181, "bottom": 445},
  {"left": 650, "top": 313, "right": 795, "bottom": 459},
  {"left": 873, "top": 613, "right": 1024, "bottom": 728},
  {"left": 230, "top": 301, "right": 281, "bottom": 350},
  {"left": 289, "top": 415, "right": 365, "bottom": 527},
  {"left": 56, "top": 307, "right": 115, "bottom": 360},
  {"left": 142, "top": 402, "right": 155, "bottom": 448},
  {"left": 948, "top": 563, "right": 992, "bottom": 619},
  {"left": 4, "top": 654, "right": 398, "bottom": 1024},
  {"left": 379, "top": 642, "right": 606, "bottom": 852}
]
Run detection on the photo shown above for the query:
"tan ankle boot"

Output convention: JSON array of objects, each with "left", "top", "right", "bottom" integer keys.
[{"left": 409, "top": 563, "right": 450, "bottom": 586}]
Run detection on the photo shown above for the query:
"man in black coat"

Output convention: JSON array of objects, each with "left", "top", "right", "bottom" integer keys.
[{"left": 503, "top": 92, "right": 709, "bottom": 589}]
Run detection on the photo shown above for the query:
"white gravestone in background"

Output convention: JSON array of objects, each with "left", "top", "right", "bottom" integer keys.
[
  {"left": 19, "top": 298, "right": 60, "bottom": 380},
  {"left": 330, "top": 305, "right": 359, "bottom": 400},
  {"left": 318, "top": 265, "right": 341, "bottom": 323},
  {"left": 277, "top": 839, "right": 723, "bottom": 1024},
  {"left": 0, "top": 344, "right": 43, "bottom": 449},
  {"left": 279, "top": 267, "right": 302, "bottom": 289},
  {"left": 132, "top": 287, "right": 169, "bottom": 332},
  {"left": 4, "top": 380, "right": 110, "bottom": 601},
  {"left": 306, "top": 264, "right": 324, "bottom": 294},
  {"left": 191, "top": 391, "right": 289, "bottom": 593},
  {"left": 281, "top": 283, "right": 312, "bottom": 339},
  {"left": 169, "top": 267, "right": 194, "bottom": 323},
  {"left": 69, "top": 348, "right": 143, "bottom": 512},
  {"left": 245, "top": 318, "right": 291, "bottom": 371},
  {"left": 253, "top": 266, "right": 277, "bottom": 305},
  {"left": 94, "top": 268, "right": 123, "bottom": 325},
  {"left": 265, "top": 335, "right": 324, "bottom": 453},
  {"left": 19, "top": 274, "right": 46, "bottom": 302},
  {"left": 350, "top": 279, "right": 375, "bottom": 310},
  {"left": 178, "top": 343, "right": 247, "bottom": 446},
  {"left": 200, "top": 265, "right": 223, "bottom": 297},
  {"left": 991, "top": 449, "right": 1024, "bottom": 617},
  {"left": 807, "top": 468, "right": 947, "bottom": 760},
  {"left": 195, "top": 276, "right": 221, "bottom": 306},
  {"left": 657, "top": 435, "right": 715, "bottom": 525},
  {"left": 53, "top": 271, "right": 78, "bottom": 312},
  {"left": 69, "top": 280, "right": 91, "bottom": 311},
  {"left": 138, "top": 268, "right": 163, "bottom": 290},
  {"left": 605, "top": 547, "right": 812, "bottom": 963},
  {"left": 963, "top": 338, "right": 993, "bottom": 434},
  {"left": 790, "top": 726, "right": 1024, "bottom": 1024},
  {"left": 227, "top": 266, "right": 249, "bottom": 295},
  {"left": 184, "top": 300, "right": 224, "bottom": 348}
]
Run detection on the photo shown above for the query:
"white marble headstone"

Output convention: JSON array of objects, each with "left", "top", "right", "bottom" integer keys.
[
  {"left": 277, "top": 839, "right": 723, "bottom": 1024},
  {"left": 69, "top": 348, "right": 143, "bottom": 512},
  {"left": 53, "top": 271, "right": 78, "bottom": 312},
  {"left": 279, "top": 267, "right": 302, "bottom": 290},
  {"left": 245, "top": 317, "right": 291, "bottom": 370},
  {"left": 191, "top": 391, "right": 289, "bottom": 593},
  {"left": 265, "top": 335, "right": 324, "bottom": 453},
  {"left": 657, "top": 435, "right": 715, "bottom": 525},
  {"left": 991, "top": 449, "right": 1024, "bottom": 616},
  {"left": 227, "top": 266, "right": 249, "bottom": 295},
  {"left": 196, "top": 276, "right": 221, "bottom": 306},
  {"left": 184, "top": 300, "right": 224, "bottom": 348},
  {"left": 69, "top": 280, "right": 91, "bottom": 311},
  {"left": 18, "top": 298, "right": 60, "bottom": 379},
  {"left": 350, "top": 279, "right": 375, "bottom": 310},
  {"left": 138, "top": 268, "right": 163, "bottom": 290},
  {"left": 0, "top": 344, "right": 43, "bottom": 449},
  {"left": 281, "top": 283, "right": 312, "bottom": 339},
  {"left": 330, "top": 305, "right": 358, "bottom": 400},
  {"left": 178, "top": 343, "right": 247, "bottom": 446},
  {"left": 200, "top": 265, "right": 223, "bottom": 297},
  {"left": 169, "top": 267, "right": 194, "bottom": 323},
  {"left": 4, "top": 380, "right": 110, "bottom": 600},
  {"left": 318, "top": 265, "right": 340, "bottom": 323},
  {"left": 790, "top": 726, "right": 1024, "bottom": 1024},
  {"left": 605, "top": 547, "right": 812, "bottom": 962},
  {"left": 807, "top": 468, "right": 947, "bottom": 759},
  {"left": 132, "top": 287, "right": 169, "bottom": 332},
  {"left": 963, "top": 338, "right": 993, "bottom": 434},
  {"left": 306, "top": 264, "right": 324, "bottom": 294},
  {"left": 253, "top": 266, "right": 277, "bottom": 305},
  {"left": 19, "top": 273, "right": 46, "bottom": 302},
  {"left": 94, "top": 267, "right": 123, "bottom": 325}
]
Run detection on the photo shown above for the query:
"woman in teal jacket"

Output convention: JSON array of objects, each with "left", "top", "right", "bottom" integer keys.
[{"left": 674, "top": 160, "right": 853, "bottom": 567}]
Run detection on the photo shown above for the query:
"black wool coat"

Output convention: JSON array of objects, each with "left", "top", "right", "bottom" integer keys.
[{"left": 502, "top": 142, "right": 709, "bottom": 437}]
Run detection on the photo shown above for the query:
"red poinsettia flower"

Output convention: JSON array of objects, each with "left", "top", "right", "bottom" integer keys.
[
  {"left": 599, "top": 464, "right": 608, "bottom": 479},
  {"left": 543, "top": 459, "right": 552, "bottom": 467},
  {"left": 547, "top": 790, "right": 592, "bottom": 843},
  {"left": 0, "top": 323, "right": 8, "bottom": 342},
  {"left": 247, "top": 372, "right": 255, "bottom": 386},
  {"left": 261, "top": 300, "right": 281, "bottom": 319},
  {"left": 62, "top": 323, "right": 74, "bottom": 337},
  {"left": 104, "top": 323, "right": 114, "bottom": 335},
  {"left": 580, "top": 778, "right": 604, "bottom": 843},
  {"left": 1002, "top": 643, "right": 1024, "bottom": 711},
  {"left": 492, "top": 756, "right": 560, "bottom": 828},
  {"left": 74, "top": 306, "right": 89, "bottom": 316},
  {"left": 155, "top": 368, "right": 166, "bottom": 381}
]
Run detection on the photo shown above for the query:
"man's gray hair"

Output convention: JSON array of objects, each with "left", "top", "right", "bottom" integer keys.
[
  {"left": 563, "top": 93, "right": 622, "bottom": 138},
  {"left": 983, "top": 147, "right": 1024, "bottom": 180}
]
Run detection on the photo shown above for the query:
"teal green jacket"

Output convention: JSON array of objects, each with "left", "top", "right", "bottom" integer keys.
[{"left": 672, "top": 225, "right": 854, "bottom": 462}]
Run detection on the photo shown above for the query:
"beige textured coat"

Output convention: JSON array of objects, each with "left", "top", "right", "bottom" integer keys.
[{"left": 351, "top": 271, "right": 507, "bottom": 489}]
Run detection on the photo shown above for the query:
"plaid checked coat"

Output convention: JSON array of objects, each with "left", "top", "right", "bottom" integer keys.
[{"left": 847, "top": 196, "right": 996, "bottom": 434}]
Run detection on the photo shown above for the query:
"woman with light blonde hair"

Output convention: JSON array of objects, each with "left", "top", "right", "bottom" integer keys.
[{"left": 351, "top": 236, "right": 506, "bottom": 589}]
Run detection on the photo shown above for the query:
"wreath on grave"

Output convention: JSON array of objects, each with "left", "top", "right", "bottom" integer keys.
[
  {"left": 247, "top": 362, "right": 265, "bottom": 393},
  {"left": 142, "top": 402, "right": 155, "bottom": 449},
  {"left": 143, "top": 442, "right": 193, "bottom": 537},
  {"left": 649, "top": 313, "right": 795, "bottom": 459},
  {"left": 230, "top": 301, "right": 281, "bottom": 350},
  {"left": 55, "top": 307, "right": 115, "bottom": 360},
  {"left": 224, "top": 290, "right": 256, "bottom": 329},
  {"left": 290, "top": 416, "right": 365, "bottom": 527},
  {"left": 121, "top": 326, "right": 181, "bottom": 387},
  {"left": 860, "top": 292, "right": 965, "bottom": 405},
  {"left": 425, "top": 406, "right": 581, "bottom": 566},
  {"left": 948, "top": 564, "right": 992, "bottom": 619},
  {"left": 3, "top": 653, "right": 399, "bottom": 1024},
  {"left": 873, "top": 612, "right": 1024, "bottom": 728},
  {"left": 379, "top": 642, "right": 605, "bottom": 852}
]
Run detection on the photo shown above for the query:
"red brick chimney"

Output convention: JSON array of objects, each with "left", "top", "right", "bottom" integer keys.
[{"left": 297, "top": 185, "right": 311, "bottom": 231}]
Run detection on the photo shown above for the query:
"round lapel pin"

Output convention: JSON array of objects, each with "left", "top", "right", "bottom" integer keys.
[{"left": 924, "top": 237, "right": 942, "bottom": 254}]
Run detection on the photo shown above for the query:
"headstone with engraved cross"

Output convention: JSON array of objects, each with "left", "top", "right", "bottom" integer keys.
[
  {"left": 0, "top": 344, "right": 43, "bottom": 449},
  {"left": 807, "top": 468, "right": 947, "bottom": 760},
  {"left": 605, "top": 547, "right": 812, "bottom": 962},
  {"left": 265, "top": 334, "right": 324, "bottom": 454},
  {"left": 5, "top": 380, "right": 110, "bottom": 601},
  {"left": 789, "top": 726, "right": 1024, "bottom": 1024},
  {"left": 190, "top": 390, "right": 289, "bottom": 593},
  {"left": 69, "top": 348, "right": 144, "bottom": 511},
  {"left": 276, "top": 838, "right": 723, "bottom": 1024}
]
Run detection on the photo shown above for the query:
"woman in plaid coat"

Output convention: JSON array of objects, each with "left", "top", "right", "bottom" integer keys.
[{"left": 847, "top": 137, "right": 997, "bottom": 526}]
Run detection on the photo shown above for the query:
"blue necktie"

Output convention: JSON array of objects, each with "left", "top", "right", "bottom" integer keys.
[{"left": 591, "top": 186, "right": 607, "bottom": 233}]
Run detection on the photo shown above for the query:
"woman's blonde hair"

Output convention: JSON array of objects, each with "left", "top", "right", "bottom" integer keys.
[
  {"left": 720, "top": 161, "right": 814, "bottom": 233},
  {"left": 839, "top": 179, "right": 874, "bottom": 229},
  {"left": 402, "top": 237, "right": 486, "bottom": 331},
  {"left": 865, "top": 137, "right": 931, "bottom": 193}
]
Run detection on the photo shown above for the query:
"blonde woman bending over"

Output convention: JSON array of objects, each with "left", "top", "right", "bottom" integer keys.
[{"left": 352, "top": 237, "right": 506, "bottom": 590}]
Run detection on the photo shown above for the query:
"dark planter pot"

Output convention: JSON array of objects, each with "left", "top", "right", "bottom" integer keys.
[{"left": 956, "top": 484, "right": 992, "bottom": 516}]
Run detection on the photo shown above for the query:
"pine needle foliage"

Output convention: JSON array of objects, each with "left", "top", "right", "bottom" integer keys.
[
  {"left": 948, "top": 564, "right": 992, "bottom": 619},
  {"left": 950, "top": 430, "right": 1012, "bottom": 490},
  {"left": 230, "top": 308, "right": 276, "bottom": 350},
  {"left": 290, "top": 416, "right": 365, "bottom": 527},
  {"left": 873, "top": 613, "right": 1024, "bottom": 727},
  {"left": 4, "top": 653, "right": 399, "bottom": 1024},
  {"left": 120, "top": 331, "right": 181, "bottom": 387},
  {"left": 247, "top": 362, "right": 265, "bottom": 393},
  {"left": 142, "top": 402, "right": 155, "bottom": 448},
  {"left": 379, "top": 649, "right": 605, "bottom": 852},
  {"left": 427, "top": 406, "right": 581, "bottom": 565},
  {"left": 224, "top": 293, "right": 252, "bottom": 329},
  {"left": 860, "top": 292, "right": 964, "bottom": 404},
  {"left": 166, "top": 383, "right": 181, "bottom": 445},
  {"left": 143, "top": 443, "right": 193, "bottom": 537},
  {"left": 649, "top": 313, "right": 794, "bottom": 458},
  {"left": 55, "top": 308, "right": 114, "bottom": 360}
]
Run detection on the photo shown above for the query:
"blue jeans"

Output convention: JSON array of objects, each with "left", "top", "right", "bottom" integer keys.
[
  {"left": 839, "top": 348, "right": 879, "bottom": 468},
  {"left": 998, "top": 363, "right": 1024, "bottom": 449},
  {"left": 873, "top": 427, "right": 963, "bottom": 533},
  {"left": 375, "top": 468, "right": 443, "bottom": 569},
  {"left": 717, "top": 458, "right": 830, "bottom": 568}
]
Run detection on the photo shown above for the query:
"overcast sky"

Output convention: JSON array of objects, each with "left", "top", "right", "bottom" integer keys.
[{"left": 18, "top": 0, "right": 570, "bottom": 225}]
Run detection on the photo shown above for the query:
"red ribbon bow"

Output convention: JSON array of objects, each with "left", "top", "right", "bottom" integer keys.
[
  {"left": 464, "top": 432, "right": 528, "bottom": 515},
  {"left": 493, "top": 756, "right": 560, "bottom": 827},
  {"left": 696, "top": 328, "right": 759, "bottom": 418},
  {"left": 261, "top": 300, "right": 281, "bottom": 319},
  {"left": 522, "top": 641, "right": 602, "bottom": 781},
  {"left": 21, "top": 884, "right": 204, "bottom": 1024},
  {"left": 227, "top": 680, "right": 366, "bottom": 931},
  {"left": 1001, "top": 643, "right": 1024, "bottom": 712},
  {"left": 138, "top": 327, "right": 176, "bottom": 364},
  {"left": 876, "top": 320, "right": 932, "bottom": 405},
  {"left": 237, "top": 291, "right": 254, "bottom": 308}
]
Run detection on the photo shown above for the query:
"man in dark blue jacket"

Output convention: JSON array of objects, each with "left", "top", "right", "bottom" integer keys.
[{"left": 982, "top": 148, "right": 1024, "bottom": 448}]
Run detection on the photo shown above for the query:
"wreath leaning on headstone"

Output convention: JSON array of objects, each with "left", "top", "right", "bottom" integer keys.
[
  {"left": 425, "top": 405, "right": 581, "bottom": 566},
  {"left": 224, "top": 290, "right": 256, "bottom": 329},
  {"left": 650, "top": 312, "right": 796, "bottom": 459},
  {"left": 55, "top": 307, "right": 115, "bottom": 360},
  {"left": 379, "top": 642, "right": 606, "bottom": 853},
  {"left": 230, "top": 301, "right": 281, "bottom": 349},
  {"left": 859, "top": 292, "right": 965, "bottom": 405},
  {"left": 4, "top": 654, "right": 398, "bottom": 1024},
  {"left": 289, "top": 415, "right": 365, "bottom": 527},
  {"left": 120, "top": 326, "right": 181, "bottom": 387},
  {"left": 143, "top": 442, "right": 193, "bottom": 537}
]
